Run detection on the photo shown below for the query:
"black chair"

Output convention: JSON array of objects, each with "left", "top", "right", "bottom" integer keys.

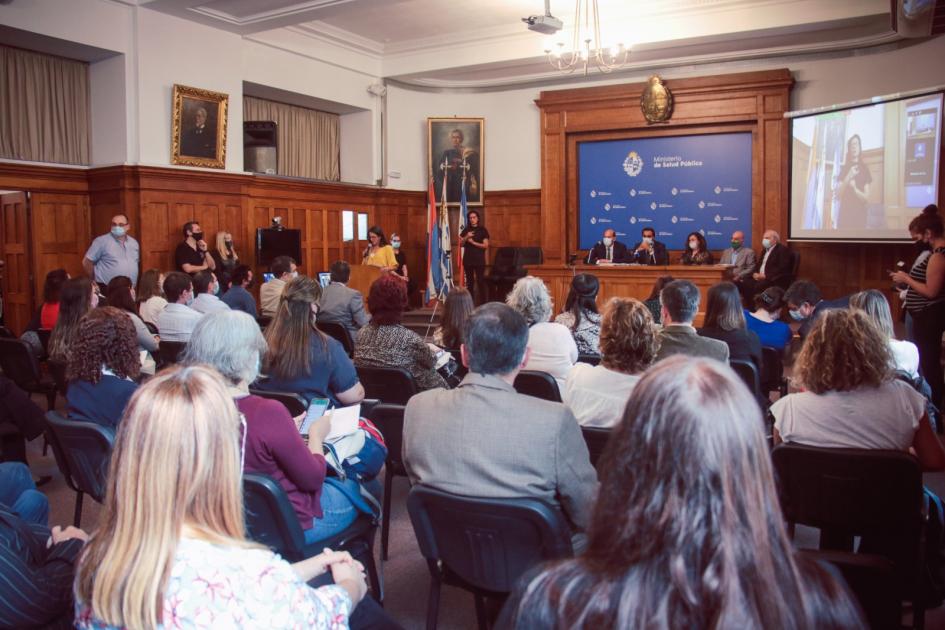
[
  {"left": 516, "top": 246, "right": 544, "bottom": 267},
  {"left": 44, "top": 411, "right": 115, "bottom": 527},
  {"left": 580, "top": 426, "right": 611, "bottom": 470},
  {"left": 48, "top": 359, "right": 68, "bottom": 397},
  {"left": 249, "top": 389, "right": 308, "bottom": 416},
  {"left": 485, "top": 247, "right": 525, "bottom": 302},
  {"left": 513, "top": 370, "right": 561, "bottom": 402},
  {"left": 576, "top": 353, "right": 600, "bottom": 366},
  {"left": 0, "top": 337, "right": 58, "bottom": 411},
  {"left": 729, "top": 359, "right": 765, "bottom": 408},
  {"left": 157, "top": 340, "right": 187, "bottom": 366},
  {"left": 798, "top": 549, "right": 899, "bottom": 630},
  {"left": 790, "top": 249, "right": 801, "bottom": 283},
  {"left": 772, "top": 444, "right": 927, "bottom": 628},
  {"left": 407, "top": 485, "right": 573, "bottom": 630},
  {"left": 367, "top": 403, "right": 407, "bottom": 561},
  {"left": 316, "top": 321, "right": 355, "bottom": 357},
  {"left": 0, "top": 326, "right": 14, "bottom": 338},
  {"left": 256, "top": 315, "right": 272, "bottom": 330},
  {"left": 36, "top": 329, "right": 51, "bottom": 356},
  {"left": 144, "top": 321, "right": 159, "bottom": 335},
  {"left": 243, "top": 473, "right": 382, "bottom": 601},
  {"left": 356, "top": 366, "right": 419, "bottom": 405},
  {"left": 760, "top": 346, "right": 786, "bottom": 396}
]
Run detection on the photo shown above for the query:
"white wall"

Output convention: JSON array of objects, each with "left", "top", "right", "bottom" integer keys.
[{"left": 89, "top": 54, "right": 128, "bottom": 166}]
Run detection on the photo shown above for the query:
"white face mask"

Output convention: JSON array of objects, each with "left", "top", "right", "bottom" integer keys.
[
  {"left": 762, "top": 238, "right": 772, "bottom": 250},
  {"left": 642, "top": 236, "right": 653, "bottom": 245},
  {"left": 291, "top": 270, "right": 299, "bottom": 279},
  {"left": 602, "top": 237, "right": 613, "bottom": 247},
  {"left": 688, "top": 241, "right": 699, "bottom": 250}
]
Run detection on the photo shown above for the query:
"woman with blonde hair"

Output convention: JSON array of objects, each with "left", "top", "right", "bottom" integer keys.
[
  {"left": 563, "top": 297, "right": 659, "bottom": 428},
  {"left": 213, "top": 231, "right": 239, "bottom": 275},
  {"left": 74, "top": 365, "right": 369, "bottom": 629},
  {"left": 850, "top": 289, "right": 920, "bottom": 378}
]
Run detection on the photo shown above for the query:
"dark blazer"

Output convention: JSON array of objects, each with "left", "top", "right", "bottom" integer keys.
[
  {"left": 585, "top": 240, "right": 629, "bottom": 264},
  {"left": 797, "top": 295, "right": 851, "bottom": 338},
  {"left": 630, "top": 241, "right": 669, "bottom": 265},
  {"left": 698, "top": 327, "right": 763, "bottom": 369},
  {"left": 755, "top": 243, "right": 793, "bottom": 287}
]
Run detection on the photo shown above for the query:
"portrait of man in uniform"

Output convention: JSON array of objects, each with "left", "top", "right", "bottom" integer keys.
[{"left": 428, "top": 118, "right": 484, "bottom": 206}]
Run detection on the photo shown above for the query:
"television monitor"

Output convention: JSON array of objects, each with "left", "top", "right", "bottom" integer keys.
[{"left": 256, "top": 228, "right": 302, "bottom": 267}]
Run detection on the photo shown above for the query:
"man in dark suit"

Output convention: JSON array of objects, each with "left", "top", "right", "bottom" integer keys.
[
  {"left": 784, "top": 279, "right": 851, "bottom": 338},
  {"left": 585, "top": 228, "right": 628, "bottom": 264},
  {"left": 180, "top": 106, "right": 216, "bottom": 159},
  {"left": 630, "top": 226, "right": 669, "bottom": 265},
  {"left": 737, "top": 229, "right": 793, "bottom": 299}
]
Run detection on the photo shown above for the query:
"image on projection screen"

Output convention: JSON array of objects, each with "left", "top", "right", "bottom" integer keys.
[{"left": 790, "top": 92, "right": 943, "bottom": 241}]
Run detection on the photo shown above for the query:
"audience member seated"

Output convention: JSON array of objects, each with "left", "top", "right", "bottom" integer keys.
[
  {"left": 0, "top": 503, "right": 88, "bottom": 628},
  {"left": 48, "top": 277, "right": 98, "bottom": 363},
  {"left": 432, "top": 287, "right": 473, "bottom": 349},
  {"left": 182, "top": 310, "right": 363, "bottom": 544},
  {"left": 643, "top": 275, "right": 673, "bottom": 325},
  {"left": 257, "top": 276, "right": 365, "bottom": 406},
  {"left": 74, "top": 366, "right": 370, "bottom": 629},
  {"left": 404, "top": 303, "right": 598, "bottom": 551},
  {"left": 745, "top": 286, "right": 792, "bottom": 352},
  {"left": 785, "top": 280, "right": 851, "bottom": 338},
  {"left": 553, "top": 273, "right": 601, "bottom": 356},
  {"left": 221, "top": 264, "right": 258, "bottom": 318},
  {"left": 654, "top": 280, "right": 729, "bottom": 363},
  {"left": 0, "top": 461, "right": 48, "bottom": 524},
  {"left": 155, "top": 271, "right": 203, "bottom": 343},
  {"left": 105, "top": 275, "right": 158, "bottom": 353},
  {"left": 679, "top": 231, "right": 714, "bottom": 265},
  {"left": 500, "top": 356, "right": 863, "bottom": 629},
  {"left": 0, "top": 376, "right": 47, "bottom": 464},
  {"left": 506, "top": 276, "right": 578, "bottom": 391},
  {"left": 135, "top": 268, "right": 166, "bottom": 326},
  {"left": 260, "top": 255, "right": 297, "bottom": 318},
  {"left": 851, "top": 289, "right": 920, "bottom": 379},
  {"left": 190, "top": 270, "right": 230, "bottom": 315},
  {"left": 317, "top": 260, "right": 370, "bottom": 336},
  {"left": 698, "top": 281, "right": 762, "bottom": 370},
  {"left": 25, "top": 268, "right": 68, "bottom": 332},
  {"left": 66, "top": 307, "right": 139, "bottom": 430},
  {"left": 563, "top": 298, "right": 658, "bottom": 428},
  {"left": 772, "top": 309, "right": 945, "bottom": 470},
  {"left": 355, "top": 275, "right": 446, "bottom": 391}
]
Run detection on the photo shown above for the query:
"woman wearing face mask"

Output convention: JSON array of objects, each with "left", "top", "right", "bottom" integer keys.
[
  {"left": 679, "top": 231, "right": 714, "bottom": 265},
  {"left": 389, "top": 232, "right": 417, "bottom": 306},
  {"left": 836, "top": 134, "right": 872, "bottom": 231},
  {"left": 212, "top": 231, "right": 239, "bottom": 275},
  {"left": 362, "top": 225, "right": 398, "bottom": 272},
  {"left": 891, "top": 204, "right": 945, "bottom": 409},
  {"left": 255, "top": 275, "right": 365, "bottom": 408},
  {"left": 459, "top": 209, "right": 490, "bottom": 304}
]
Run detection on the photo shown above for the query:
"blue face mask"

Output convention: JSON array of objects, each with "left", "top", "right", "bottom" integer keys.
[
  {"left": 788, "top": 308, "right": 805, "bottom": 321},
  {"left": 111, "top": 226, "right": 126, "bottom": 238},
  {"left": 391, "top": 240, "right": 401, "bottom": 250}
]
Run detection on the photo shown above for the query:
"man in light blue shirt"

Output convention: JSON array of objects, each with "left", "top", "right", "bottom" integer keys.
[
  {"left": 156, "top": 272, "right": 204, "bottom": 342},
  {"left": 191, "top": 271, "right": 231, "bottom": 315},
  {"left": 83, "top": 214, "right": 140, "bottom": 287}
]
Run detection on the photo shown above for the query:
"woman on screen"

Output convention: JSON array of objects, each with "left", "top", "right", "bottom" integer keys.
[
  {"left": 362, "top": 225, "right": 398, "bottom": 271},
  {"left": 836, "top": 134, "right": 872, "bottom": 231},
  {"left": 680, "top": 231, "right": 714, "bottom": 265}
]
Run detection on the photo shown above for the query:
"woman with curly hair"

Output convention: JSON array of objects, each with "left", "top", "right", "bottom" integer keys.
[
  {"left": 563, "top": 297, "right": 658, "bottom": 428},
  {"left": 772, "top": 309, "right": 945, "bottom": 469},
  {"left": 48, "top": 278, "right": 98, "bottom": 363},
  {"left": 65, "top": 307, "right": 139, "bottom": 429}
]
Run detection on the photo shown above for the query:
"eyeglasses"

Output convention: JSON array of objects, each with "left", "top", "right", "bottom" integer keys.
[{"left": 111, "top": 222, "right": 128, "bottom": 227}]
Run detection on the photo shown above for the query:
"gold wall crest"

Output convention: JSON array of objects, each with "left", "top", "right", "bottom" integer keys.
[{"left": 640, "top": 75, "right": 674, "bottom": 124}]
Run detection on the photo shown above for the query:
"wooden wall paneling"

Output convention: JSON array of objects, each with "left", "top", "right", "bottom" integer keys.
[
  {"left": 29, "top": 192, "right": 91, "bottom": 302},
  {"left": 0, "top": 192, "right": 33, "bottom": 335}
]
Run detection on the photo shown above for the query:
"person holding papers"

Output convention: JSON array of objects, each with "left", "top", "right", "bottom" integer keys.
[{"left": 181, "top": 309, "right": 361, "bottom": 544}]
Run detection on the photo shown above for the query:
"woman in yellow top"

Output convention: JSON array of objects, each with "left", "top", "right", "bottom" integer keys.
[{"left": 362, "top": 225, "right": 398, "bottom": 271}]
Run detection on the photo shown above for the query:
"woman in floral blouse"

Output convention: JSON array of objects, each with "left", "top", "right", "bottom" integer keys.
[
  {"left": 73, "top": 365, "right": 369, "bottom": 629},
  {"left": 554, "top": 273, "right": 602, "bottom": 356}
]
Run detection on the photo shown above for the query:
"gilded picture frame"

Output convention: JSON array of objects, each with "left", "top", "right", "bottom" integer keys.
[
  {"left": 171, "top": 84, "right": 228, "bottom": 169},
  {"left": 428, "top": 117, "right": 484, "bottom": 206}
]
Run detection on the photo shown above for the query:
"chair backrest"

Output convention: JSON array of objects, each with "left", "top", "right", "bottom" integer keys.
[
  {"left": 407, "top": 485, "right": 573, "bottom": 593},
  {"left": 48, "top": 359, "right": 68, "bottom": 396},
  {"left": 729, "top": 359, "right": 761, "bottom": 400},
  {"left": 158, "top": 340, "right": 187, "bottom": 365},
  {"left": 144, "top": 321, "right": 159, "bottom": 335},
  {"left": 0, "top": 326, "right": 14, "bottom": 338},
  {"left": 576, "top": 354, "right": 600, "bottom": 366},
  {"left": 759, "top": 346, "right": 783, "bottom": 392},
  {"left": 0, "top": 337, "right": 41, "bottom": 388},
  {"left": 356, "top": 365, "right": 419, "bottom": 405},
  {"left": 772, "top": 444, "right": 923, "bottom": 587},
  {"left": 490, "top": 247, "right": 518, "bottom": 272},
  {"left": 45, "top": 411, "right": 115, "bottom": 502},
  {"left": 249, "top": 389, "right": 308, "bottom": 416},
  {"left": 513, "top": 370, "right": 562, "bottom": 402},
  {"left": 256, "top": 315, "right": 272, "bottom": 330},
  {"left": 367, "top": 403, "right": 405, "bottom": 472},
  {"left": 243, "top": 472, "right": 306, "bottom": 560},
  {"left": 316, "top": 321, "right": 355, "bottom": 356},
  {"left": 36, "top": 329, "right": 52, "bottom": 355},
  {"left": 516, "top": 247, "right": 544, "bottom": 267},
  {"left": 790, "top": 249, "right": 801, "bottom": 278},
  {"left": 581, "top": 426, "right": 611, "bottom": 470}
]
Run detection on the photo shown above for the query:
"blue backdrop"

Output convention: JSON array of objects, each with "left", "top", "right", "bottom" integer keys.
[{"left": 577, "top": 133, "right": 752, "bottom": 252}]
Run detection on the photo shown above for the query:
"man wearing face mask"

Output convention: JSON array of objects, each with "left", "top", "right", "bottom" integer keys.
[
  {"left": 631, "top": 227, "right": 669, "bottom": 265},
  {"left": 719, "top": 230, "right": 756, "bottom": 281},
  {"left": 586, "top": 228, "right": 628, "bottom": 265},
  {"left": 190, "top": 271, "right": 231, "bottom": 315},
  {"left": 784, "top": 279, "right": 850, "bottom": 339},
  {"left": 155, "top": 272, "right": 204, "bottom": 342},
  {"left": 83, "top": 214, "right": 140, "bottom": 290},
  {"left": 737, "top": 229, "right": 793, "bottom": 299},
  {"left": 221, "top": 265, "right": 258, "bottom": 318},
  {"left": 175, "top": 221, "right": 216, "bottom": 275}
]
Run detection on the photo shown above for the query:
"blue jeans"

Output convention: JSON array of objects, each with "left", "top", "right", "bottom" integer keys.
[
  {"left": 304, "top": 480, "right": 358, "bottom": 545},
  {"left": 0, "top": 462, "right": 49, "bottom": 525}
]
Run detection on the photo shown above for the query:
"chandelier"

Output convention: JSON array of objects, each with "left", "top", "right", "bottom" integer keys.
[{"left": 544, "top": 0, "right": 629, "bottom": 75}]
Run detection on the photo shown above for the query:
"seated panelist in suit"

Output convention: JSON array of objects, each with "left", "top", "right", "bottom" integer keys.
[
  {"left": 585, "top": 228, "right": 628, "bottom": 265},
  {"left": 718, "top": 230, "right": 756, "bottom": 281},
  {"left": 630, "top": 227, "right": 669, "bottom": 266},
  {"left": 737, "top": 229, "right": 793, "bottom": 298}
]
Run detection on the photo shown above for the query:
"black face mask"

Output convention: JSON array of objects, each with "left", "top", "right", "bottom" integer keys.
[
  {"left": 191, "top": 232, "right": 204, "bottom": 242},
  {"left": 914, "top": 239, "right": 932, "bottom": 253},
  {"left": 224, "top": 240, "right": 233, "bottom": 248}
]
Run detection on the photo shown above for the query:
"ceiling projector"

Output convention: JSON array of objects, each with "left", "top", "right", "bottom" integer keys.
[{"left": 522, "top": 13, "right": 563, "bottom": 35}]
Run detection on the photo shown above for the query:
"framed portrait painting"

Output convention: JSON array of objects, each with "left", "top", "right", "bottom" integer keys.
[
  {"left": 171, "top": 84, "right": 228, "bottom": 169},
  {"left": 428, "top": 117, "right": 484, "bottom": 206}
]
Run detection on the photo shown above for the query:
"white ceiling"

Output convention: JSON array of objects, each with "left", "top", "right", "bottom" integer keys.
[{"left": 136, "top": 0, "right": 910, "bottom": 87}]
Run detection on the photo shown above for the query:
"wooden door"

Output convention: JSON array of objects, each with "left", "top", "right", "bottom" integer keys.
[
  {"left": 30, "top": 193, "right": 91, "bottom": 300},
  {"left": 0, "top": 192, "right": 33, "bottom": 335}
]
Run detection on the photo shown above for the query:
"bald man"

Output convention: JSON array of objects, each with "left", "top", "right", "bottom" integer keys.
[
  {"left": 585, "top": 228, "right": 629, "bottom": 265},
  {"left": 83, "top": 214, "right": 140, "bottom": 287},
  {"left": 737, "top": 229, "right": 794, "bottom": 299},
  {"left": 719, "top": 230, "right": 756, "bottom": 281}
]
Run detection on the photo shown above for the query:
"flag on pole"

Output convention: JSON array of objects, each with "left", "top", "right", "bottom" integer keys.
[
  {"left": 438, "top": 170, "right": 453, "bottom": 293},
  {"left": 457, "top": 180, "right": 468, "bottom": 287},
  {"left": 425, "top": 177, "right": 442, "bottom": 303}
]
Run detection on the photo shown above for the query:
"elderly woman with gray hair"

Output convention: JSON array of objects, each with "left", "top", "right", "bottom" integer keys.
[
  {"left": 181, "top": 310, "right": 361, "bottom": 545},
  {"left": 506, "top": 276, "right": 578, "bottom": 391}
]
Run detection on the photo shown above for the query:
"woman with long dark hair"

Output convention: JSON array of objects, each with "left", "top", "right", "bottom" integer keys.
[
  {"left": 698, "top": 281, "right": 762, "bottom": 369},
  {"left": 25, "top": 269, "right": 68, "bottom": 332},
  {"left": 553, "top": 273, "right": 601, "bottom": 356},
  {"left": 459, "top": 209, "right": 490, "bottom": 304},
  {"left": 643, "top": 275, "right": 673, "bottom": 324},
  {"left": 745, "top": 286, "right": 792, "bottom": 351},
  {"left": 48, "top": 278, "right": 98, "bottom": 363},
  {"left": 136, "top": 269, "right": 166, "bottom": 326},
  {"left": 679, "top": 231, "right": 713, "bottom": 265},
  {"left": 503, "top": 356, "right": 864, "bottom": 629},
  {"left": 836, "top": 134, "right": 872, "bottom": 231},
  {"left": 106, "top": 275, "right": 158, "bottom": 353},
  {"left": 362, "top": 225, "right": 397, "bottom": 271},
  {"left": 433, "top": 287, "right": 474, "bottom": 350}
]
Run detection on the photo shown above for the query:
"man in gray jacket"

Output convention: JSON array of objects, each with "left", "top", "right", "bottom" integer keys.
[
  {"left": 655, "top": 280, "right": 730, "bottom": 363},
  {"left": 403, "top": 302, "right": 599, "bottom": 551},
  {"left": 316, "top": 260, "right": 369, "bottom": 336},
  {"left": 718, "top": 230, "right": 756, "bottom": 282}
]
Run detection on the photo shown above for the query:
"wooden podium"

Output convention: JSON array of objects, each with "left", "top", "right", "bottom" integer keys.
[{"left": 348, "top": 264, "right": 384, "bottom": 312}]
